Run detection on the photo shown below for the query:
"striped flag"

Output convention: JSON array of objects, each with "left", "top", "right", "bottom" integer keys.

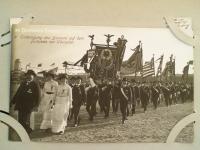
[{"left": 142, "top": 57, "right": 155, "bottom": 78}]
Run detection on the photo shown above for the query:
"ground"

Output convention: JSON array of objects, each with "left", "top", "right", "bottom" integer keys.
[{"left": 27, "top": 102, "right": 193, "bottom": 143}]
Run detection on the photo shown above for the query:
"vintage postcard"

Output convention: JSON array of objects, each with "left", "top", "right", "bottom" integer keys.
[{"left": 9, "top": 23, "right": 193, "bottom": 143}]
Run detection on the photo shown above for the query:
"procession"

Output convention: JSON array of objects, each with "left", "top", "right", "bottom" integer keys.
[{"left": 10, "top": 30, "right": 194, "bottom": 142}]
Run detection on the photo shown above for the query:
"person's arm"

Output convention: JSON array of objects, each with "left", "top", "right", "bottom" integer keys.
[
  {"left": 11, "top": 81, "right": 24, "bottom": 105},
  {"left": 33, "top": 81, "right": 41, "bottom": 108}
]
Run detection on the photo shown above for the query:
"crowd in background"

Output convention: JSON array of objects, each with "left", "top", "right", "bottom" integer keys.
[{"left": 11, "top": 69, "right": 193, "bottom": 135}]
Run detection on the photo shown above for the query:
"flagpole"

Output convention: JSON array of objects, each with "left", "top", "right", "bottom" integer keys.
[
  {"left": 153, "top": 54, "right": 155, "bottom": 82},
  {"left": 141, "top": 42, "right": 143, "bottom": 83}
]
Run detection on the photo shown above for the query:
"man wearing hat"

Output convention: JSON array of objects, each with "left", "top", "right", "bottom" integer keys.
[
  {"left": 139, "top": 81, "right": 149, "bottom": 112},
  {"left": 86, "top": 77, "right": 98, "bottom": 121},
  {"left": 11, "top": 70, "right": 41, "bottom": 133},
  {"left": 71, "top": 76, "right": 86, "bottom": 127},
  {"left": 119, "top": 78, "right": 132, "bottom": 124}
]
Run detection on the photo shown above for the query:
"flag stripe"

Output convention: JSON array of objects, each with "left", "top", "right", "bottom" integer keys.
[{"left": 142, "top": 59, "right": 154, "bottom": 78}]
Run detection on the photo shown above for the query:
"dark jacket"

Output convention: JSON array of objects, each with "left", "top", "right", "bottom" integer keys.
[
  {"left": 12, "top": 80, "right": 41, "bottom": 111},
  {"left": 120, "top": 86, "right": 132, "bottom": 102},
  {"left": 87, "top": 86, "right": 98, "bottom": 103},
  {"left": 72, "top": 85, "right": 86, "bottom": 105}
]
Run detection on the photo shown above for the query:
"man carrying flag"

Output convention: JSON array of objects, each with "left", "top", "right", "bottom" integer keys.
[{"left": 182, "top": 62, "right": 190, "bottom": 80}]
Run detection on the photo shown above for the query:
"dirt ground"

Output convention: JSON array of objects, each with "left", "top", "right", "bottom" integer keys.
[{"left": 27, "top": 102, "right": 193, "bottom": 143}]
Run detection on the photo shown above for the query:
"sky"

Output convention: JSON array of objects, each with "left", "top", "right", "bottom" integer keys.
[{"left": 12, "top": 25, "right": 193, "bottom": 74}]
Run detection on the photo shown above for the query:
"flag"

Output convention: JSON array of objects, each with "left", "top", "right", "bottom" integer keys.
[
  {"left": 182, "top": 64, "right": 189, "bottom": 78},
  {"left": 172, "top": 59, "right": 175, "bottom": 75},
  {"left": 122, "top": 43, "right": 143, "bottom": 73},
  {"left": 37, "top": 63, "right": 42, "bottom": 67},
  {"left": 142, "top": 57, "right": 155, "bottom": 78},
  {"left": 162, "top": 63, "right": 168, "bottom": 77},
  {"left": 50, "top": 63, "right": 55, "bottom": 66},
  {"left": 156, "top": 55, "right": 164, "bottom": 76},
  {"left": 162, "top": 55, "right": 175, "bottom": 77}
]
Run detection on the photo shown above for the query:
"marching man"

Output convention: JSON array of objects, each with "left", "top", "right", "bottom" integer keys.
[{"left": 120, "top": 78, "right": 132, "bottom": 124}]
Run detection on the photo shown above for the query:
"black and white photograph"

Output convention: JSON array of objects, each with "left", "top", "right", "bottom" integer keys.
[{"left": 9, "top": 23, "right": 194, "bottom": 143}]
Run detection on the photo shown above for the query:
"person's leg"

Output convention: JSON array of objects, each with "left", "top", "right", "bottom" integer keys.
[
  {"left": 120, "top": 100, "right": 125, "bottom": 123},
  {"left": 74, "top": 105, "right": 81, "bottom": 126},
  {"left": 20, "top": 109, "right": 32, "bottom": 133},
  {"left": 91, "top": 100, "right": 96, "bottom": 120},
  {"left": 112, "top": 98, "right": 116, "bottom": 113},
  {"left": 86, "top": 102, "right": 91, "bottom": 118},
  {"left": 18, "top": 110, "right": 26, "bottom": 128},
  {"left": 165, "top": 95, "right": 169, "bottom": 106},
  {"left": 131, "top": 103, "right": 136, "bottom": 114},
  {"left": 73, "top": 105, "right": 78, "bottom": 126},
  {"left": 98, "top": 98, "right": 104, "bottom": 112},
  {"left": 106, "top": 99, "right": 110, "bottom": 117},
  {"left": 152, "top": 98, "right": 156, "bottom": 109}
]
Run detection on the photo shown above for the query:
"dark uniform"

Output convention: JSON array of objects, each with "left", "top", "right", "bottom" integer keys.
[
  {"left": 72, "top": 84, "right": 86, "bottom": 126},
  {"left": 134, "top": 84, "right": 140, "bottom": 106},
  {"left": 86, "top": 86, "right": 98, "bottom": 121},
  {"left": 139, "top": 85, "right": 149, "bottom": 112},
  {"left": 120, "top": 83, "right": 132, "bottom": 124},
  {"left": 130, "top": 80, "right": 137, "bottom": 115},
  {"left": 180, "top": 84, "right": 187, "bottom": 103},
  {"left": 11, "top": 70, "right": 41, "bottom": 133},
  {"left": 151, "top": 85, "right": 159, "bottom": 109},
  {"left": 98, "top": 82, "right": 104, "bottom": 112},
  {"left": 99, "top": 83, "right": 112, "bottom": 118},
  {"left": 161, "top": 85, "right": 171, "bottom": 106}
]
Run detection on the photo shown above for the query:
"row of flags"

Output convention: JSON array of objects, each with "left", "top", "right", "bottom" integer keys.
[
  {"left": 24, "top": 41, "right": 193, "bottom": 80},
  {"left": 123, "top": 41, "right": 193, "bottom": 80}
]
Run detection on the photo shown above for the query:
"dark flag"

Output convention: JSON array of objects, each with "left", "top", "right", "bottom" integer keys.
[
  {"left": 122, "top": 42, "right": 143, "bottom": 74},
  {"left": 182, "top": 64, "right": 189, "bottom": 79}
]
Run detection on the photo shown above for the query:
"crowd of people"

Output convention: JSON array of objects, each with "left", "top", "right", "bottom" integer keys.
[{"left": 11, "top": 69, "right": 193, "bottom": 135}]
